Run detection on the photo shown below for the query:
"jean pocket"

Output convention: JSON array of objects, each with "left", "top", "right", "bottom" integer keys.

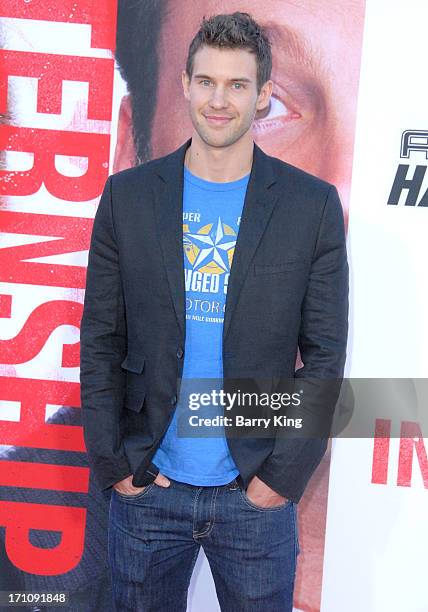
[
  {"left": 238, "top": 487, "right": 292, "bottom": 512},
  {"left": 113, "top": 482, "right": 155, "bottom": 501}
]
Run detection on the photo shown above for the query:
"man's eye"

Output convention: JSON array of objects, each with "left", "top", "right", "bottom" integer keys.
[
  {"left": 253, "top": 95, "right": 297, "bottom": 133},
  {"left": 200, "top": 80, "right": 212, "bottom": 86},
  {"left": 232, "top": 83, "right": 244, "bottom": 90}
]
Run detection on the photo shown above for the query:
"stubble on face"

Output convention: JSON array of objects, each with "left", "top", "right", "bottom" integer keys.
[{"left": 184, "top": 46, "right": 263, "bottom": 150}]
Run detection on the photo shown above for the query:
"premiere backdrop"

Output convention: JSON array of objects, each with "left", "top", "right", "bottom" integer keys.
[{"left": 0, "top": 1, "right": 427, "bottom": 611}]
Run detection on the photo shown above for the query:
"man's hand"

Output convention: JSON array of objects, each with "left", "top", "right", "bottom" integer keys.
[
  {"left": 113, "top": 472, "right": 171, "bottom": 495},
  {"left": 245, "top": 475, "right": 289, "bottom": 508}
]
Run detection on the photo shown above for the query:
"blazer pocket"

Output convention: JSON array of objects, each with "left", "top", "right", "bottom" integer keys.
[
  {"left": 121, "top": 352, "right": 146, "bottom": 413},
  {"left": 254, "top": 259, "right": 308, "bottom": 276}
]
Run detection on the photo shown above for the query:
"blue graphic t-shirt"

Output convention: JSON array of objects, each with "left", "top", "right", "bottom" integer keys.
[{"left": 152, "top": 165, "right": 250, "bottom": 485}]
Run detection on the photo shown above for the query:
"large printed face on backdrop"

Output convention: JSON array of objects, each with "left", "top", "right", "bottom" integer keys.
[{"left": 114, "top": 0, "right": 365, "bottom": 226}]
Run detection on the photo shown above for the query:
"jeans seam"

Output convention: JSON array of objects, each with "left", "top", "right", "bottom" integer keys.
[
  {"left": 294, "top": 503, "right": 300, "bottom": 557},
  {"left": 192, "top": 487, "right": 203, "bottom": 539},
  {"left": 205, "top": 485, "right": 219, "bottom": 536},
  {"left": 192, "top": 487, "right": 218, "bottom": 539},
  {"left": 290, "top": 503, "right": 299, "bottom": 594}
]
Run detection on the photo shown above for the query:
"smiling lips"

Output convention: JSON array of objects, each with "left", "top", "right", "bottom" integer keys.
[{"left": 203, "top": 114, "right": 233, "bottom": 125}]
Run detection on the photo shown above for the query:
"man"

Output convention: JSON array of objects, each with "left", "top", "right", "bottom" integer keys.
[
  {"left": 80, "top": 12, "right": 348, "bottom": 611},
  {"left": 113, "top": 4, "right": 364, "bottom": 609}
]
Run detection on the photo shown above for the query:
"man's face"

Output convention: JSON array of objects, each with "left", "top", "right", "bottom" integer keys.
[
  {"left": 145, "top": 0, "right": 365, "bottom": 223},
  {"left": 182, "top": 45, "right": 271, "bottom": 150}
]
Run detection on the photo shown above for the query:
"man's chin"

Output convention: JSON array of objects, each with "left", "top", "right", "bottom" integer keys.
[{"left": 193, "top": 127, "right": 249, "bottom": 150}]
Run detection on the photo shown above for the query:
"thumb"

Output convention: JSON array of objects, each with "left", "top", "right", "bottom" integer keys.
[{"left": 155, "top": 472, "right": 171, "bottom": 487}]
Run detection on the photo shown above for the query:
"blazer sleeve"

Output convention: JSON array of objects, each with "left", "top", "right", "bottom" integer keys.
[
  {"left": 80, "top": 176, "right": 132, "bottom": 491},
  {"left": 256, "top": 185, "right": 349, "bottom": 503}
]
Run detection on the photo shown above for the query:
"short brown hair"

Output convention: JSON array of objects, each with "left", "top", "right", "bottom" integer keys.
[{"left": 186, "top": 12, "right": 272, "bottom": 93}]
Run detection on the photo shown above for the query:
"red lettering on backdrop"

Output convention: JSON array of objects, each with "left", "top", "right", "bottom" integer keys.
[
  {"left": 0, "top": 294, "right": 12, "bottom": 318},
  {"left": 371, "top": 418, "right": 391, "bottom": 485},
  {"left": 0, "top": 50, "right": 113, "bottom": 120},
  {"left": 1, "top": 0, "right": 117, "bottom": 50},
  {"left": 0, "top": 461, "right": 89, "bottom": 493},
  {"left": 372, "top": 419, "right": 428, "bottom": 488},
  {"left": 0, "top": 501, "right": 86, "bottom": 574},
  {"left": 397, "top": 421, "right": 428, "bottom": 488},
  {"left": 0, "top": 377, "right": 84, "bottom": 452},
  {"left": 0, "top": 0, "right": 117, "bottom": 578},
  {"left": 0, "top": 126, "right": 109, "bottom": 200},
  {"left": 0, "top": 211, "right": 91, "bottom": 288},
  {"left": 0, "top": 299, "right": 82, "bottom": 367}
]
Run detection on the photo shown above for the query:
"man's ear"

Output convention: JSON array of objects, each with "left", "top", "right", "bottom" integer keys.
[
  {"left": 256, "top": 79, "right": 273, "bottom": 113},
  {"left": 113, "top": 94, "right": 137, "bottom": 173},
  {"left": 182, "top": 69, "right": 191, "bottom": 101}
]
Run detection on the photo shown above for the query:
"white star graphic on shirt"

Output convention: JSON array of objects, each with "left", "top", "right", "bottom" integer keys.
[{"left": 186, "top": 217, "right": 236, "bottom": 272}]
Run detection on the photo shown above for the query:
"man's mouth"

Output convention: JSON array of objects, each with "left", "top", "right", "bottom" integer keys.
[{"left": 203, "top": 114, "right": 233, "bottom": 126}]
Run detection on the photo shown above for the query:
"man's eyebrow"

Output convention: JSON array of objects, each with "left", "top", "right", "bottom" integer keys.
[
  {"left": 230, "top": 78, "right": 252, "bottom": 83},
  {"left": 192, "top": 74, "right": 253, "bottom": 83}
]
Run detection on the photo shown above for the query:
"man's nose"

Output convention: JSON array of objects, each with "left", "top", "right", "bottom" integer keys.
[{"left": 209, "top": 86, "right": 228, "bottom": 109}]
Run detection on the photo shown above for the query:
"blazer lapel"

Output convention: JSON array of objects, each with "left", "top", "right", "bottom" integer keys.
[
  {"left": 152, "top": 139, "right": 191, "bottom": 338},
  {"left": 152, "top": 138, "right": 278, "bottom": 343},
  {"left": 223, "top": 143, "right": 278, "bottom": 342}
]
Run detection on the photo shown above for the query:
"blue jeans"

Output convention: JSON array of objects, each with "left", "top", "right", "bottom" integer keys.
[{"left": 108, "top": 477, "right": 300, "bottom": 611}]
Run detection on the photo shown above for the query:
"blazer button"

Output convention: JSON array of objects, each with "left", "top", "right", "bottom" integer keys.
[
  {"left": 171, "top": 395, "right": 178, "bottom": 406},
  {"left": 176, "top": 348, "right": 184, "bottom": 359}
]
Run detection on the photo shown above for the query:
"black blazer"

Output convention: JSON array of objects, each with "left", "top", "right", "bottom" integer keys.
[{"left": 80, "top": 138, "right": 348, "bottom": 503}]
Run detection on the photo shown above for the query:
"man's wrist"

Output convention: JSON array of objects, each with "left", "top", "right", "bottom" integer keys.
[
  {"left": 133, "top": 462, "right": 160, "bottom": 487},
  {"left": 255, "top": 469, "right": 294, "bottom": 503}
]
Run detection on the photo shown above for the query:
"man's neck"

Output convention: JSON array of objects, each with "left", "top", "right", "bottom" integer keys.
[{"left": 184, "top": 132, "right": 254, "bottom": 183}]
